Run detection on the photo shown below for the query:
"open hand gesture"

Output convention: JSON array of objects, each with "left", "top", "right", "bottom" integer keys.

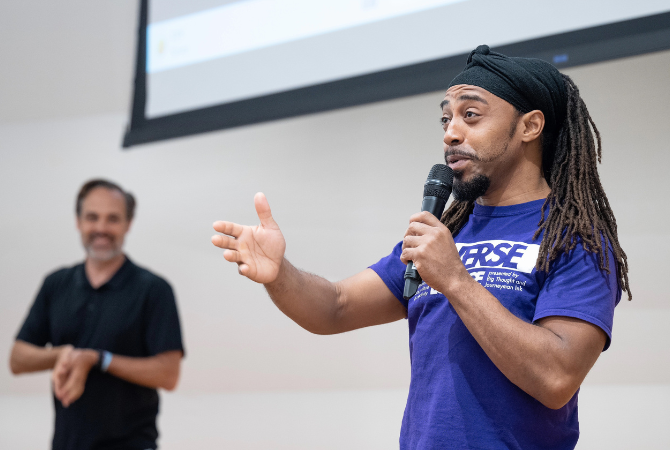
[{"left": 211, "top": 193, "right": 286, "bottom": 284}]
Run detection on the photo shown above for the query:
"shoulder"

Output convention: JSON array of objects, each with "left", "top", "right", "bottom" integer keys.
[
  {"left": 542, "top": 234, "right": 620, "bottom": 295},
  {"left": 548, "top": 236, "right": 618, "bottom": 277},
  {"left": 45, "top": 262, "right": 80, "bottom": 279},
  {"left": 127, "top": 260, "right": 175, "bottom": 295},
  {"left": 540, "top": 237, "right": 622, "bottom": 308},
  {"left": 42, "top": 262, "right": 83, "bottom": 288}
]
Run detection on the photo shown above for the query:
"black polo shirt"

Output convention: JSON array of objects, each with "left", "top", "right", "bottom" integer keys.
[{"left": 17, "top": 257, "right": 184, "bottom": 450}]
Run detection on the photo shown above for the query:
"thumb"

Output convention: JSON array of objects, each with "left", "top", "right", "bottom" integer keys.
[{"left": 254, "top": 192, "right": 278, "bottom": 229}]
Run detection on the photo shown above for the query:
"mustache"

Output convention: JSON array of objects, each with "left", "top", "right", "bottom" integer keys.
[
  {"left": 87, "top": 233, "right": 115, "bottom": 242},
  {"left": 444, "top": 147, "right": 481, "bottom": 162}
]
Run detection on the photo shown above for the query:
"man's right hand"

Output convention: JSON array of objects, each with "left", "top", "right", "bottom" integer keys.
[
  {"left": 211, "top": 193, "right": 405, "bottom": 334},
  {"left": 52, "top": 345, "right": 97, "bottom": 408},
  {"left": 211, "top": 192, "right": 286, "bottom": 284}
]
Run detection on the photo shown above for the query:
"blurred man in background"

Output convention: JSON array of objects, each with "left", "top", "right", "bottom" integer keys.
[{"left": 10, "top": 179, "right": 184, "bottom": 450}]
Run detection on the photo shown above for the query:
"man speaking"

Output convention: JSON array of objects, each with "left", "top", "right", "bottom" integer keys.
[{"left": 211, "top": 45, "right": 629, "bottom": 449}]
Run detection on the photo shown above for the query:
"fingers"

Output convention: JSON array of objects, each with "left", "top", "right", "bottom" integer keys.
[
  {"left": 402, "top": 235, "right": 422, "bottom": 249},
  {"left": 211, "top": 234, "right": 238, "bottom": 250},
  {"left": 56, "top": 356, "right": 90, "bottom": 407},
  {"left": 59, "top": 375, "right": 85, "bottom": 407},
  {"left": 52, "top": 351, "right": 73, "bottom": 395},
  {"left": 212, "top": 192, "right": 278, "bottom": 238},
  {"left": 59, "top": 377, "right": 76, "bottom": 405},
  {"left": 401, "top": 243, "right": 417, "bottom": 265},
  {"left": 254, "top": 192, "right": 278, "bottom": 229},
  {"left": 404, "top": 220, "right": 432, "bottom": 237},
  {"left": 52, "top": 366, "right": 68, "bottom": 397},
  {"left": 212, "top": 221, "right": 245, "bottom": 238},
  {"left": 52, "top": 348, "right": 91, "bottom": 407},
  {"left": 409, "top": 211, "right": 442, "bottom": 225},
  {"left": 223, "top": 249, "right": 243, "bottom": 263},
  {"left": 53, "top": 365, "right": 73, "bottom": 401},
  {"left": 401, "top": 217, "right": 447, "bottom": 264},
  {"left": 224, "top": 252, "right": 251, "bottom": 276}
]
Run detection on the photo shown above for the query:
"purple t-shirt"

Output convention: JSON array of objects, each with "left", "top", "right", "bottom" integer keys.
[{"left": 370, "top": 199, "right": 620, "bottom": 450}]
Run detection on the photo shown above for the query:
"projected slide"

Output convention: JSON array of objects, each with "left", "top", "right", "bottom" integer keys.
[
  {"left": 147, "top": 0, "right": 467, "bottom": 74},
  {"left": 127, "top": 0, "right": 670, "bottom": 146},
  {"left": 146, "top": 0, "right": 481, "bottom": 118},
  {"left": 146, "top": 0, "right": 669, "bottom": 119}
]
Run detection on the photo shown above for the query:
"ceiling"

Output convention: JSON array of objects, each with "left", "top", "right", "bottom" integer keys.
[{"left": 0, "top": 1, "right": 138, "bottom": 122}]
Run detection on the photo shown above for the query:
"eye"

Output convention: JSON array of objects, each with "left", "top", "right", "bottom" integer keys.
[
  {"left": 465, "top": 110, "right": 478, "bottom": 119},
  {"left": 440, "top": 116, "right": 451, "bottom": 128}
]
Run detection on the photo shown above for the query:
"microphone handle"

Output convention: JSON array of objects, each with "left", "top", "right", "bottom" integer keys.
[{"left": 403, "top": 196, "right": 448, "bottom": 300}]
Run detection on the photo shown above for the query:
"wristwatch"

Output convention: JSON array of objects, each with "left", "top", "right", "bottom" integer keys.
[{"left": 95, "top": 350, "right": 113, "bottom": 372}]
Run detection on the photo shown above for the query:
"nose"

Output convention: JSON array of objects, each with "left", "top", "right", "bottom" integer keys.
[
  {"left": 92, "top": 218, "right": 110, "bottom": 234},
  {"left": 93, "top": 223, "right": 107, "bottom": 235},
  {"left": 443, "top": 119, "right": 464, "bottom": 147}
]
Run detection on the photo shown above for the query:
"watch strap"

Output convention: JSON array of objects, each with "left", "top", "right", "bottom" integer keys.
[{"left": 95, "top": 350, "right": 113, "bottom": 372}]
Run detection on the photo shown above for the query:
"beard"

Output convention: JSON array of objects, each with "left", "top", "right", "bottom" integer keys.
[
  {"left": 452, "top": 173, "right": 491, "bottom": 202},
  {"left": 445, "top": 131, "right": 515, "bottom": 202},
  {"left": 444, "top": 150, "right": 493, "bottom": 202},
  {"left": 83, "top": 233, "right": 123, "bottom": 262}
]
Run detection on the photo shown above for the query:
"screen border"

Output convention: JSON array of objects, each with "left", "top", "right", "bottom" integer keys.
[{"left": 123, "top": 1, "right": 670, "bottom": 148}]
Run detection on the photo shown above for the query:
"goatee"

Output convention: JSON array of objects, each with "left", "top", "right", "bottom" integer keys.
[{"left": 452, "top": 172, "right": 491, "bottom": 202}]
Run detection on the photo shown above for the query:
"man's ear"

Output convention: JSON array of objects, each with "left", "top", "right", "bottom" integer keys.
[{"left": 520, "top": 110, "right": 545, "bottom": 143}]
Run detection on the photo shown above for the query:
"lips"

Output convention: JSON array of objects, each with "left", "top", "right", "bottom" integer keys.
[
  {"left": 89, "top": 234, "right": 114, "bottom": 247},
  {"left": 446, "top": 154, "right": 471, "bottom": 171}
]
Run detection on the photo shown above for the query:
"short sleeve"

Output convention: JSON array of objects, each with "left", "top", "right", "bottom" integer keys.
[
  {"left": 143, "top": 277, "right": 185, "bottom": 357},
  {"left": 369, "top": 241, "right": 408, "bottom": 309},
  {"left": 16, "top": 275, "right": 54, "bottom": 346},
  {"left": 533, "top": 243, "right": 621, "bottom": 351}
]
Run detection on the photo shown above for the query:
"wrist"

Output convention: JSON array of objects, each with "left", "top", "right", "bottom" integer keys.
[
  {"left": 51, "top": 344, "right": 73, "bottom": 367},
  {"left": 54, "top": 344, "right": 72, "bottom": 357},
  {"left": 83, "top": 349, "right": 100, "bottom": 369},
  {"left": 441, "top": 267, "right": 474, "bottom": 299},
  {"left": 265, "top": 257, "right": 288, "bottom": 288}
]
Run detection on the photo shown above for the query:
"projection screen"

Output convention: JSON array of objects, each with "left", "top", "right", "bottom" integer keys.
[{"left": 123, "top": 0, "right": 670, "bottom": 147}]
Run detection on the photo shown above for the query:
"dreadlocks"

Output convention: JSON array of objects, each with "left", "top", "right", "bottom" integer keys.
[{"left": 441, "top": 73, "right": 631, "bottom": 300}]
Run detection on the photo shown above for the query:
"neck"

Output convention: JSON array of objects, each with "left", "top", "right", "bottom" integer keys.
[
  {"left": 477, "top": 174, "right": 550, "bottom": 207},
  {"left": 477, "top": 141, "right": 550, "bottom": 206},
  {"left": 85, "top": 253, "right": 126, "bottom": 289}
]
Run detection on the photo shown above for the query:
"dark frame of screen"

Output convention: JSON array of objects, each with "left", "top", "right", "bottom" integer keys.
[{"left": 122, "top": 2, "right": 670, "bottom": 148}]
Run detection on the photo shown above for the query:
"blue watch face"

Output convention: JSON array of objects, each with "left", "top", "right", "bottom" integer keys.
[{"left": 100, "top": 351, "right": 113, "bottom": 372}]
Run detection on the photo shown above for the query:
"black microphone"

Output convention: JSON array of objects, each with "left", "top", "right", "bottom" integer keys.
[{"left": 403, "top": 164, "right": 454, "bottom": 300}]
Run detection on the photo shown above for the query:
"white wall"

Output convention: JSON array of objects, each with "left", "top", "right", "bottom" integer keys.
[
  {"left": 1, "top": 49, "right": 669, "bottom": 448},
  {"left": 0, "top": 1, "right": 136, "bottom": 122}
]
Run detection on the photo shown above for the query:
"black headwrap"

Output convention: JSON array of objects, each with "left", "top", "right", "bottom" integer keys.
[{"left": 449, "top": 45, "right": 567, "bottom": 137}]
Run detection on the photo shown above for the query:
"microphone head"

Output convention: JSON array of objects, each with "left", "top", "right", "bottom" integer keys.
[{"left": 423, "top": 164, "right": 453, "bottom": 200}]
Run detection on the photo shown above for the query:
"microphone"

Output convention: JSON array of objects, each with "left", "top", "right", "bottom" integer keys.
[{"left": 403, "top": 164, "right": 454, "bottom": 300}]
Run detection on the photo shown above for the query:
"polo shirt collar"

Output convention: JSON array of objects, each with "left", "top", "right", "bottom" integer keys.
[{"left": 74, "top": 256, "right": 135, "bottom": 291}]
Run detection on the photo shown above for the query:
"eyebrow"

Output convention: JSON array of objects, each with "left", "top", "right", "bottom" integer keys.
[{"left": 440, "top": 94, "right": 489, "bottom": 109}]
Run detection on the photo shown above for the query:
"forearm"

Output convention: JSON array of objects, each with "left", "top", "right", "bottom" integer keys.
[
  {"left": 264, "top": 258, "right": 344, "bottom": 335},
  {"left": 442, "top": 276, "right": 600, "bottom": 409},
  {"left": 10, "top": 340, "right": 67, "bottom": 374},
  {"left": 105, "top": 351, "right": 181, "bottom": 391}
]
